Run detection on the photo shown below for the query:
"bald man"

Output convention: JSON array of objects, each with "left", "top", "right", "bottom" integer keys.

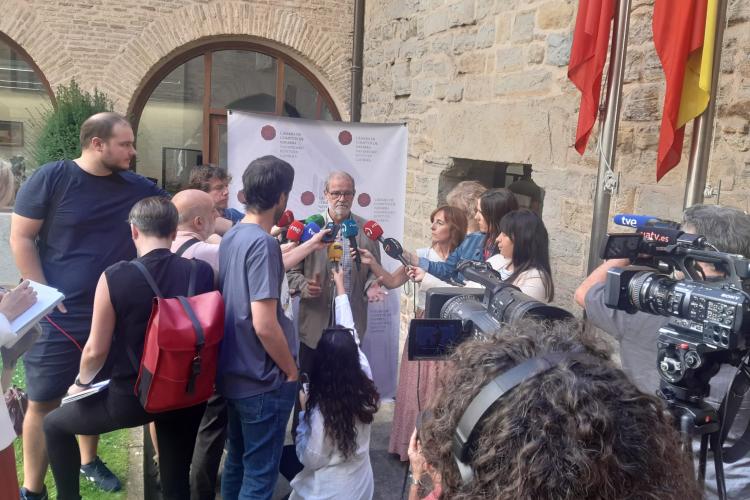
[{"left": 171, "top": 189, "right": 220, "bottom": 275}]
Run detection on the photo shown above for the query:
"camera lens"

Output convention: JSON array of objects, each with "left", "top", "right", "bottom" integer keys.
[{"left": 628, "top": 271, "right": 676, "bottom": 315}]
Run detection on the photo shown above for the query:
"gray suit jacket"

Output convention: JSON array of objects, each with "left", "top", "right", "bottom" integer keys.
[{"left": 286, "top": 212, "right": 381, "bottom": 348}]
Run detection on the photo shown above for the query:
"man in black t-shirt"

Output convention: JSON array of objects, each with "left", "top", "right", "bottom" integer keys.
[{"left": 11, "top": 112, "right": 166, "bottom": 499}]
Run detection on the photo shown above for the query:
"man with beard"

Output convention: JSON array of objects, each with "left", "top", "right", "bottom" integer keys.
[
  {"left": 217, "top": 155, "right": 299, "bottom": 498},
  {"left": 287, "top": 171, "right": 383, "bottom": 392},
  {"left": 10, "top": 112, "right": 166, "bottom": 499}
]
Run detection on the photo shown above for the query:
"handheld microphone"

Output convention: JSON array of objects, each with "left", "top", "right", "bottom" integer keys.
[
  {"left": 341, "top": 219, "right": 361, "bottom": 271},
  {"left": 277, "top": 209, "right": 295, "bottom": 228},
  {"left": 305, "top": 214, "right": 325, "bottom": 228},
  {"left": 327, "top": 242, "right": 343, "bottom": 270},
  {"left": 383, "top": 237, "right": 410, "bottom": 267},
  {"left": 613, "top": 214, "right": 680, "bottom": 230},
  {"left": 363, "top": 220, "right": 410, "bottom": 267},
  {"left": 322, "top": 222, "right": 340, "bottom": 243},
  {"left": 286, "top": 220, "right": 305, "bottom": 242},
  {"left": 301, "top": 222, "right": 321, "bottom": 243},
  {"left": 363, "top": 220, "right": 385, "bottom": 243}
]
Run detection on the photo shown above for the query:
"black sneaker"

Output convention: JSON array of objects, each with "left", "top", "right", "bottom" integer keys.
[
  {"left": 80, "top": 456, "right": 122, "bottom": 492},
  {"left": 19, "top": 486, "right": 48, "bottom": 500}
]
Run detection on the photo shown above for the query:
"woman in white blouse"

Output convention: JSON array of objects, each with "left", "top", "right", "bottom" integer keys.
[
  {"left": 0, "top": 281, "right": 37, "bottom": 498},
  {"left": 487, "top": 208, "right": 554, "bottom": 302},
  {"left": 290, "top": 266, "right": 379, "bottom": 500}
]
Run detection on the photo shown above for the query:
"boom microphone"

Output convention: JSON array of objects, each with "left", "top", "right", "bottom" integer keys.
[
  {"left": 277, "top": 210, "right": 295, "bottom": 228},
  {"left": 286, "top": 220, "right": 305, "bottom": 242},
  {"left": 341, "top": 219, "right": 361, "bottom": 271},
  {"left": 301, "top": 222, "right": 321, "bottom": 243}
]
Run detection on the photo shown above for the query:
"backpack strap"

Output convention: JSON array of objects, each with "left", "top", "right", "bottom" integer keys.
[
  {"left": 175, "top": 237, "right": 200, "bottom": 257},
  {"left": 132, "top": 261, "right": 164, "bottom": 299},
  {"left": 188, "top": 259, "right": 197, "bottom": 297},
  {"left": 177, "top": 295, "right": 205, "bottom": 394}
]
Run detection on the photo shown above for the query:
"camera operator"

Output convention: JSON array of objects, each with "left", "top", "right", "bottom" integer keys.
[
  {"left": 410, "top": 319, "right": 700, "bottom": 500},
  {"left": 575, "top": 204, "right": 750, "bottom": 499}
]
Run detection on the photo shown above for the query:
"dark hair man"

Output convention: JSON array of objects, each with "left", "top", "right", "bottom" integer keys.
[
  {"left": 217, "top": 155, "right": 299, "bottom": 498},
  {"left": 286, "top": 171, "right": 383, "bottom": 407},
  {"left": 575, "top": 204, "right": 750, "bottom": 499},
  {"left": 10, "top": 112, "right": 166, "bottom": 499},
  {"left": 412, "top": 320, "right": 701, "bottom": 500},
  {"left": 188, "top": 164, "right": 243, "bottom": 234}
]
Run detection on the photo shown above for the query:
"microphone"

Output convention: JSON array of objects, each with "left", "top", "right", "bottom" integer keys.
[
  {"left": 327, "top": 241, "right": 343, "bottom": 270},
  {"left": 322, "top": 222, "right": 340, "bottom": 243},
  {"left": 286, "top": 220, "right": 305, "bottom": 243},
  {"left": 363, "top": 220, "right": 410, "bottom": 267},
  {"left": 277, "top": 209, "right": 295, "bottom": 228},
  {"left": 301, "top": 222, "right": 321, "bottom": 243},
  {"left": 305, "top": 214, "right": 325, "bottom": 228},
  {"left": 341, "top": 219, "right": 361, "bottom": 271},
  {"left": 638, "top": 227, "right": 684, "bottom": 246},
  {"left": 613, "top": 214, "right": 680, "bottom": 230}
]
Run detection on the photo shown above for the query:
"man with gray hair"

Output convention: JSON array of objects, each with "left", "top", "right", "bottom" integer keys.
[
  {"left": 287, "top": 171, "right": 383, "bottom": 396},
  {"left": 575, "top": 204, "right": 750, "bottom": 499}
]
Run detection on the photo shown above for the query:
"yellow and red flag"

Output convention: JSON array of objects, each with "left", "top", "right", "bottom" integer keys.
[
  {"left": 568, "top": 0, "right": 616, "bottom": 155},
  {"left": 653, "top": 0, "right": 717, "bottom": 180}
]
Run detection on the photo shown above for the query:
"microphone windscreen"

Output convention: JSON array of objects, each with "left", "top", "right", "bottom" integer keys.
[
  {"left": 341, "top": 218, "right": 359, "bottom": 237},
  {"left": 612, "top": 214, "right": 660, "bottom": 229},
  {"left": 327, "top": 242, "right": 343, "bottom": 262},
  {"left": 277, "top": 210, "right": 294, "bottom": 227},
  {"left": 305, "top": 214, "right": 325, "bottom": 228},
  {"left": 363, "top": 220, "right": 384, "bottom": 241},
  {"left": 301, "top": 222, "right": 321, "bottom": 243},
  {"left": 286, "top": 220, "right": 305, "bottom": 242}
]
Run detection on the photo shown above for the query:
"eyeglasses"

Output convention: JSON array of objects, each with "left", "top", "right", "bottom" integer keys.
[{"left": 327, "top": 190, "right": 355, "bottom": 199}]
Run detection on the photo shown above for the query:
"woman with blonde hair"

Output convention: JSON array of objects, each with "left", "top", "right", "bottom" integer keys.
[{"left": 445, "top": 180, "right": 486, "bottom": 234}]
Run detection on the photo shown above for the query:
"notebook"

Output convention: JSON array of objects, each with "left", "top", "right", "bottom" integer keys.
[
  {"left": 5, "top": 280, "right": 65, "bottom": 348},
  {"left": 61, "top": 380, "right": 110, "bottom": 405}
]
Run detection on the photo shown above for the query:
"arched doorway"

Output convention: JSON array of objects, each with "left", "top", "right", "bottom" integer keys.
[
  {"left": 130, "top": 41, "right": 341, "bottom": 192},
  {"left": 0, "top": 32, "right": 54, "bottom": 207}
]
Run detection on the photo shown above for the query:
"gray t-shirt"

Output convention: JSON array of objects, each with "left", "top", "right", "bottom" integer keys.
[
  {"left": 217, "top": 223, "right": 298, "bottom": 399},
  {"left": 586, "top": 282, "right": 750, "bottom": 499}
]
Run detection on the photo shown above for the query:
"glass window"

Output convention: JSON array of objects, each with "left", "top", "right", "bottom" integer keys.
[
  {"left": 283, "top": 64, "right": 318, "bottom": 119},
  {"left": 0, "top": 39, "right": 53, "bottom": 208},
  {"left": 136, "top": 55, "right": 205, "bottom": 191},
  {"left": 213, "top": 50, "right": 277, "bottom": 113}
]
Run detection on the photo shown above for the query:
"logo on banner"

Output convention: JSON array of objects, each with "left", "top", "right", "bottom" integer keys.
[
  {"left": 358, "top": 193, "right": 371, "bottom": 207},
  {"left": 301, "top": 191, "right": 316, "bottom": 206},
  {"left": 261, "top": 125, "right": 276, "bottom": 141},
  {"left": 338, "top": 130, "right": 352, "bottom": 145}
]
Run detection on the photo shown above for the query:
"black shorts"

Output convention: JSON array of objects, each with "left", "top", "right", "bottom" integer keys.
[{"left": 23, "top": 322, "right": 86, "bottom": 402}]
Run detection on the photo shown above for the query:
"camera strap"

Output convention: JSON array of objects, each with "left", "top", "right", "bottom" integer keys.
[{"left": 718, "top": 361, "right": 750, "bottom": 463}]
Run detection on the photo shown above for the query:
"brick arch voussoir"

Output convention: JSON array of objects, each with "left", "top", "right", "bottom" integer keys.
[{"left": 96, "top": 1, "right": 349, "bottom": 116}]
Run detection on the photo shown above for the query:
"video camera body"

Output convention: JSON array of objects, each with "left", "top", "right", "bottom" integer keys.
[
  {"left": 408, "top": 261, "right": 571, "bottom": 360},
  {"left": 602, "top": 220, "right": 750, "bottom": 402}
]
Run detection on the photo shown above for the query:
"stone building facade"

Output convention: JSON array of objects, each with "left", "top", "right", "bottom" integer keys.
[{"left": 361, "top": 0, "right": 750, "bottom": 310}]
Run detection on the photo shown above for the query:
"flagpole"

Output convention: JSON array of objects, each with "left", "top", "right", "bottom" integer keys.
[
  {"left": 683, "top": 0, "right": 727, "bottom": 209},
  {"left": 586, "top": 0, "right": 632, "bottom": 274}
]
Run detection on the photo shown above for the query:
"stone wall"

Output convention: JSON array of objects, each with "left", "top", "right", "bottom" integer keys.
[
  {"left": 362, "top": 0, "right": 750, "bottom": 313},
  {"left": 0, "top": 0, "right": 354, "bottom": 117}
]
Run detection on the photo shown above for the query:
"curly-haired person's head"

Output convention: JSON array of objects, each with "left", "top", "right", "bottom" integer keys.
[
  {"left": 420, "top": 319, "right": 701, "bottom": 500},
  {"left": 306, "top": 326, "right": 380, "bottom": 459}
]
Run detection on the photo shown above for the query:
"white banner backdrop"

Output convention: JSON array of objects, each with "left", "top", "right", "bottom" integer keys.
[{"left": 227, "top": 111, "right": 408, "bottom": 398}]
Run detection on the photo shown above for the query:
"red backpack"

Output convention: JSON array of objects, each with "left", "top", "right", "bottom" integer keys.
[{"left": 130, "top": 260, "right": 224, "bottom": 412}]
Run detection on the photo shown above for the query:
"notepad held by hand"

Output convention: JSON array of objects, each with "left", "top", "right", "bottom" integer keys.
[{"left": 6, "top": 281, "right": 65, "bottom": 347}]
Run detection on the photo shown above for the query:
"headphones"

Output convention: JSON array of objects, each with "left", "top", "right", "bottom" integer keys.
[{"left": 450, "top": 350, "right": 595, "bottom": 484}]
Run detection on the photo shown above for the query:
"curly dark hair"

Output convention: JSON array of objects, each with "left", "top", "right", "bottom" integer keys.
[
  {"left": 188, "top": 164, "right": 230, "bottom": 192},
  {"left": 420, "top": 319, "right": 701, "bottom": 500},
  {"left": 305, "top": 326, "right": 380, "bottom": 459}
]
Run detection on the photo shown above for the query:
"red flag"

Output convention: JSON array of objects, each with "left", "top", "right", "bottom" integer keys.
[
  {"left": 568, "top": 0, "right": 616, "bottom": 155},
  {"left": 653, "top": 0, "right": 708, "bottom": 180}
]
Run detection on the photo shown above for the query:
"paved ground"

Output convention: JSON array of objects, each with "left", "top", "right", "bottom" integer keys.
[{"left": 127, "top": 400, "right": 408, "bottom": 500}]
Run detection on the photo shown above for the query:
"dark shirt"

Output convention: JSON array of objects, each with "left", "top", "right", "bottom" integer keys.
[
  {"left": 105, "top": 249, "right": 214, "bottom": 394},
  {"left": 218, "top": 223, "right": 297, "bottom": 399},
  {"left": 13, "top": 160, "right": 166, "bottom": 336}
]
